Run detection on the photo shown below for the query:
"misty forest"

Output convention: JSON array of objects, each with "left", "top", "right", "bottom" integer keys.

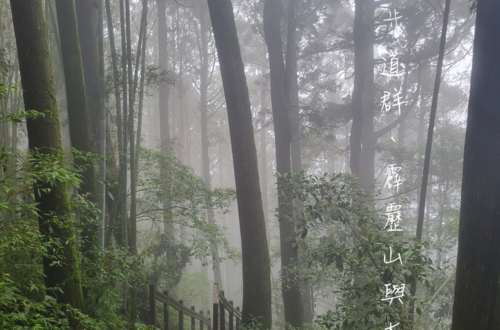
[{"left": 1, "top": 0, "right": 499, "bottom": 329}]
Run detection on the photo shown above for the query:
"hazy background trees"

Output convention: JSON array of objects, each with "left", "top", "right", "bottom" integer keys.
[{"left": 0, "top": 0, "right": 485, "bottom": 329}]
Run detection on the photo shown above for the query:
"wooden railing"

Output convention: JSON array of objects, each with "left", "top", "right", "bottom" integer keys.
[
  {"left": 212, "top": 283, "right": 241, "bottom": 330},
  {"left": 149, "top": 284, "right": 212, "bottom": 330},
  {"left": 148, "top": 283, "right": 241, "bottom": 330}
]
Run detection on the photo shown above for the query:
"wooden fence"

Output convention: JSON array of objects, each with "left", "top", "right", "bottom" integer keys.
[
  {"left": 212, "top": 283, "right": 241, "bottom": 330},
  {"left": 148, "top": 283, "right": 241, "bottom": 330}
]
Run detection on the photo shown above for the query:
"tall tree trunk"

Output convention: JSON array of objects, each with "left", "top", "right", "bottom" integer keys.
[
  {"left": 451, "top": 1, "right": 500, "bottom": 328},
  {"left": 97, "top": 0, "right": 107, "bottom": 250},
  {"left": 75, "top": 0, "right": 100, "bottom": 151},
  {"left": 54, "top": 0, "right": 98, "bottom": 258},
  {"left": 177, "top": 12, "right": 186, "bottom": 162},
  {"left": 198, "top": 1, "right": 222, "bottom": 286},
  {"left": 157, "top": 0, "right": 174, "bottom": 243},
  {"left": 412, "top": 0, "right": 450, "bottom": 319},
  {"left": 127, "top": 0, "right": 148, "bottom": 324},
  {"left": 105, "top": 0, "right": 122, "bottom": 247},
  {"left": 128, "top": 0, "right": 148, "bottom": 257},
  {"left": 119, "top": 0, "right": 128, "bottom": 249},
  {"left": 259, "top": 78, "right": 270, "bottom": 246},
  {"left": 206, "top": 0, "right": 272, "bottom": 327},
  {"left": 118, "top": 0, "right": 129, "bottom": 314},
  {"left": 9, "top": 0, "right": 84, "bottom": 323},
  {"left": 360, "top": 0, "right": 374, "bottom": 194},
  {"left": 350, "top": 0, "right": 365, "bottom": 179},
  {"left": 263, "top": 0, "right": 303, "bottom": 327},
  {"left": 285, "top": 0, "right": 312, "bottom": 323}
]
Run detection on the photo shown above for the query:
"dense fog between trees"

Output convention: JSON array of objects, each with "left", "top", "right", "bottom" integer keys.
[{"left": 1, "top": 0, "right": 499, "bottom": 329}]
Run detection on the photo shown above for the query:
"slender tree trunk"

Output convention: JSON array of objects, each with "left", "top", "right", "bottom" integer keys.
[
  {"left": 128, "top": 0, "right": 148, "bottom": 257},
  {"left": 350, "top": 0, "right": 365, "bottom": 179},
  {"left": 97, "top": 0, "right": 107, "bottom": 250},
  {"left": 359, "top": 0, "right": 376, "bottom": 200},
  {"left": 9, "top": 0, "right": 84, "bottom": 323},
  {"left": 118, "top": 0, "right": 129, "bottom": 314},
  {"left": 75, "top": 0, "right": 100, "bottom": 151},
  {"left": 285, "top": 0, "right": 312, "bottom": 323},
  {"left": 451, "top": 1, "right": 500, "bottom": 328},
  {"left": 177, "top": 13, "right": 186, "bottom": 162},
  {"left": 198, "top": 1, "right": 223, "bottom": 286},
  {"left": 119, "top": 0, "right": 128, "bottom": 249},
  {"left": 157, "top": 0, "right": 174, "bottom": 244},
  {"left": 263, "top": 0, "right": 303, "bottom": 327},
  {"left": 54, "top": 0, "right": 98, "bottom": 258},
  {"left": 259, "top": 79, "right": 270, "bottom": 246},
  {"left": 206, "top": 0, "right": 272, "bottom": 327},
  {"left": 127, "top": 0, "right": 148, "bottom": 324},
  {"left": 105, "top": 0, "right": 122, "bottom": 246},
  {"left": 412, "top": 0, "right": 451, "bottom": 319}
]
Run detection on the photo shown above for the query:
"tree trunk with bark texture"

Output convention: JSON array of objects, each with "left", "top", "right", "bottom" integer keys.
[
  {"left": 263, "top": 0, "right": 303, "bottom": 327},
  {"left": 75, "top": 0, "right": 100, "bottom": 151},
  {"left": 451, "top": 1, "right": 500, "bottom": 328},
  {"left": 206, "top": 0, "right": 272, "bottom": 327},
  {"left": 54, "top": 0, "right": 98, "bottom": 258},
  {"left": 9, "top": 0, "right": 84, "bottom": 324}
]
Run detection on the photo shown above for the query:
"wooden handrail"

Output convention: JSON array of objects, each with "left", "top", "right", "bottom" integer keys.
[
  {"left": 218, "top": 290, "right": 242, "bottom": 319},
  {"left": 148, "top": 283, "right": 241, "bottom": 330},
  {"left": 149, "top": 284, "right": 211, "bottom": 329},
  {"left": 213, "top": 284, "right": 242, "bottom": 330}
]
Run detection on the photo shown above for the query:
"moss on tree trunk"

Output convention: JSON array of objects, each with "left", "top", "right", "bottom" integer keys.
[{"left": 9, "top": 0, "right": 85, "bottom": 323}]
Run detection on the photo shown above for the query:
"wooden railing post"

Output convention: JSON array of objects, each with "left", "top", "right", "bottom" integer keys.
[
  {"left": 191, "top": 306, "right": 196, "bottom": 330},
  {"left": 164, "top": 291, "right": 170, "bottom": 330},
  {"left": 149, "top": 284, "right": 156, "bottom": 327},
  {"left": 213, "top": 283, "right": 219, "bottom": 330},
  {"left": 200, "top": 311, "right": 204, "bottom": 330},
  {"left": 220, "top": 291, "right": 225, "bottom": 330},
  {"left": 179, "top": 300, "right": 184, "bottom": 330},
  {"left": 236, "top": 307, "right": 240, "bottom": 330},
  {"left": 229, "top": 301, "right": 234, "bottom": 330}
]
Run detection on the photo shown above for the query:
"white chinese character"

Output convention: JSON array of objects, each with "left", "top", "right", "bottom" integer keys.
[
  {"left": 392, "top": 86, "right": 404, "bottom": 115},
  {"left": 384, "top": 205, "right": 403, "bottom": 232},
  {"left": 381, "top": 91, "right": 392, "bottom": 112},
  {"left": 380, "top": 87, "right": 405, "bottom": 114},
  {"left": 384, "top": 164, "right": 402, "bottom": 192},
  {"left": 381, "top": 51, "right": 404, "bottom": 78},
  {"left": 384, "top": 246, "right": 403, "bottom": 265},
  {"left": 381, "top": 283, "right": 405, "bottom": 305},
  {"left": 384, "top": 9, "right": 402, "bottom": 29},
  {"left": 385, "top": 322, "right": 400, "bottom": 330}
]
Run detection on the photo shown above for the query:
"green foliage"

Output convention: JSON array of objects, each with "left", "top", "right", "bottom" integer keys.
[
  {"left": 0, "top": 274, "right": 104, "bottom": 330},
  {"left": 135, "top": 148, "right": 239, "bottom": 288},
  {"left": 280, "top": 172, "right": 435, "bottom": 329},
  {"left": 0, "top": 148, "right": 149, "bottom": 329},
  {"left": 241, "top": 315, "right": 264, "bottom": 330}
]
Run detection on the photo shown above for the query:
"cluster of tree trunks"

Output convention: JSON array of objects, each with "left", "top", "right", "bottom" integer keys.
[{"left": 9, "top": 1, "right": 85, "bottom": 327}]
